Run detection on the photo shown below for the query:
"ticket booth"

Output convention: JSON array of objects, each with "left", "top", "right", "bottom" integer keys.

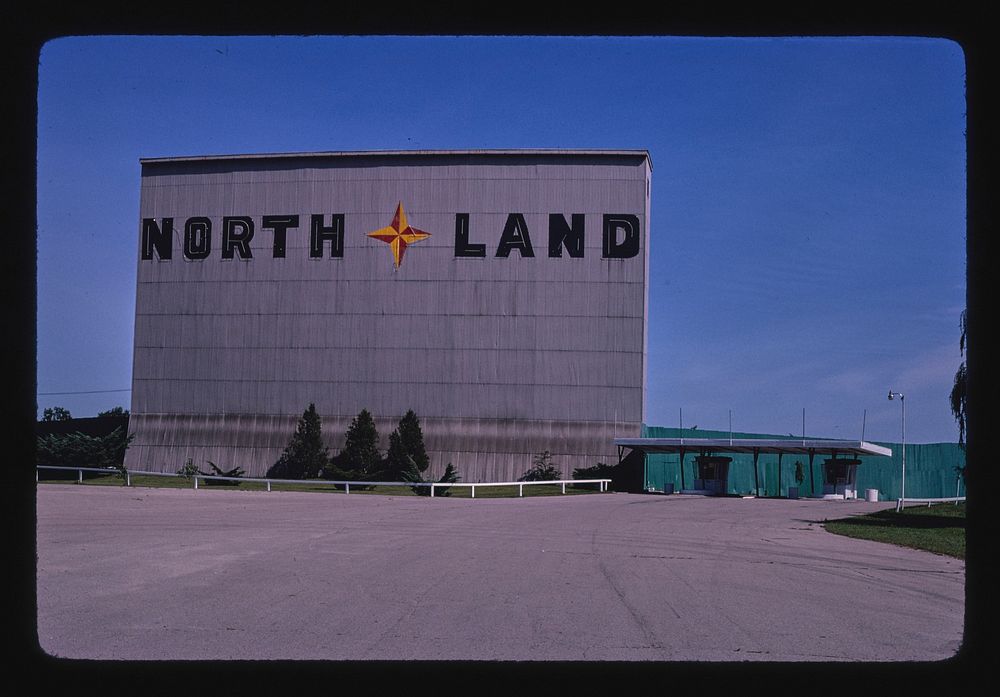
[
  {"left": 615, "top": 436, "right": 893, "bottom": 501},
  {"left": 821, "top": 457, "right": 861, "bottom": 499},
  {"left": 692, "top": 455, "right": 732, "bottom": 495}
]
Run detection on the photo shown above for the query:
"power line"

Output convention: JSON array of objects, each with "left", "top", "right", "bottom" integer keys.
[{"left": 37, "top": 388, "right": 131, "bottom": 396}]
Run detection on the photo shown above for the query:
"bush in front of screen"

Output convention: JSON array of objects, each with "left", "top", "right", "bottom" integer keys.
[
  {"left": 176, "top": 458, "right": 244, "bottom": 485},
  {"left": 401, "top": 455, "right": 460, "bottom": 496},
  {"left": 199, "top": 461, "right": 245, "bottom": 485},
  {"left": 177, "top": 458, "right": 199, "bottom": 478},
  {"left": 572, "top": 461, "right": 622, "bottom": 491},
  {"left": 518, "top": 451, "right": 561, "bottom": 482}
]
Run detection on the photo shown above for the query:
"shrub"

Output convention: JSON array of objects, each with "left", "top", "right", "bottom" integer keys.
[
  {"left": 36, "top": 427, "right": 134, "bottom": 481},
  {"left": 401, "top": 456, "right": 460, "bottom": 496},
  {"left": 571, "top": 461, "right": 624, "bottom": 492},
  {"left": 435, "top": 463, "right": 460, "bottom": 496},
  {"left": 37, "top": 427, "right": 134, "bottom": 469},
  {"left": 198, "top": 461, "right": 245, "bottom": 486},
  {"left": 320, "top": 461, "right": 374, "bottom": 490},
  {"left": 519, "top": 451, "right": 561, "bottom": 482},
  {"left": 572, "top": 461, "right": 615, "bottom": 479}
]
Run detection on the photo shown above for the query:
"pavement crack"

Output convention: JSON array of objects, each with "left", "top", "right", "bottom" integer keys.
[{"left": 593, "top": 529, "right": 680, "bottom": 632}]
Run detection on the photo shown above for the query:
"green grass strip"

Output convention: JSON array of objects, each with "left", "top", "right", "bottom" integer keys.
[{"left": 823, "top": 502, "right": 965, "bottom": 559}]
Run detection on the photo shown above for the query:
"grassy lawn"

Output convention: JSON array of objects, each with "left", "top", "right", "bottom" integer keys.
[{"left": 823, "top": 502, "right": 966, "bottom": 559}]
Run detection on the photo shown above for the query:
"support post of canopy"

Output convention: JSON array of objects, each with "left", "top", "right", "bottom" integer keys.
[
  {"left": 753, "top": 448, "right": 760, "bottom": 497},
  {"left": 678, "top": 447, "right": 686, "bottom": 491},
  {"left": 808, "top": 449, "right": 816, "bottom": 497},
  {"left": 777, "top": 452, "right": 783, "bottom": 498}
]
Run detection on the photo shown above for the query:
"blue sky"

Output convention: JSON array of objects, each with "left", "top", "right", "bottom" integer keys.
[{"left": 35, "top": 35, "right": 966, "bottom": 443}]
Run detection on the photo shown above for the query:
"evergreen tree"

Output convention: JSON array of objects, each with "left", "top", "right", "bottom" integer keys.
[
  {"left": 267, "top": 403, "right": 329, "bottom": 479},
  {"left": 384, "top": 430, "right": 408, "bottom": 481},
  {"left": 336, "top": 408, "right": 381, "bottom": 478},
  {"left": 385, "top": 409, "right": 430, "bottom": 479}
]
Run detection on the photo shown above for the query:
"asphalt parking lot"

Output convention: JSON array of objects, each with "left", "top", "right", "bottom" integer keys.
[{"left": 35, "top": 485, "right": 965, "bottom": 661}]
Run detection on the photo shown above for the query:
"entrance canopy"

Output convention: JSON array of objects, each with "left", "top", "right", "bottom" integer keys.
[
  {"left": 614, "top": 438, "right": 892, "bottom": 459},
  {"left": 614, "top": 437, "right": 892, "bottom": 496}
]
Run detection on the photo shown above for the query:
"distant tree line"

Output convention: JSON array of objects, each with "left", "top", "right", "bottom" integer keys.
[
  {"left": 36, "top": 406, "right": 134, "bottom": 479},
  {"left": 39, "top": 405, "right": 130, "bottom": 421}
]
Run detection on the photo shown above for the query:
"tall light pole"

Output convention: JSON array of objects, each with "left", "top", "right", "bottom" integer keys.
[{"left": 888, "top": 390, "right": 905, "bottom": 505}]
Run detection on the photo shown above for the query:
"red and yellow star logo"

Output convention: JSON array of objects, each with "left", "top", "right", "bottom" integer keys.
[{"left": 367, "top": 202, "right": 431, "bottom": 268}]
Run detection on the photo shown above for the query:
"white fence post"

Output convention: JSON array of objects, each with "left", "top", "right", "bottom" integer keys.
[
  {"left": 430, "top": 483, "right": 435, "bottom": 498},
  {"left": 345, "top": 482, "right": 350, "bottom": 494},
  {"left": 519, "top": 483, "right": 523, "bottom": 497},
  {"left": 194, "top": 476, "right": 199, "bottom": 490},
  {"left": 561, "top": 482, "right": 566, "bottom": 494},
  {"left": 126, "top": 471, "right": 131, "bottom": 487},
  {"left": 471, "top": 485, "right": 475, "bottom": 499},
  {"left": 78, "top": 469, "right": 83, "bottom": 484},
  {"left": 267, "top": 480, "right": 271, "bottom": 492}
]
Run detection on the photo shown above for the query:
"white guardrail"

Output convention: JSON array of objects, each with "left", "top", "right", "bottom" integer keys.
[
  {"left": 895, "top": 496, "right": 966, "bottom": 512},
  {"left": 36, "top": 466, "right": 610, "bottom": 498}
]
